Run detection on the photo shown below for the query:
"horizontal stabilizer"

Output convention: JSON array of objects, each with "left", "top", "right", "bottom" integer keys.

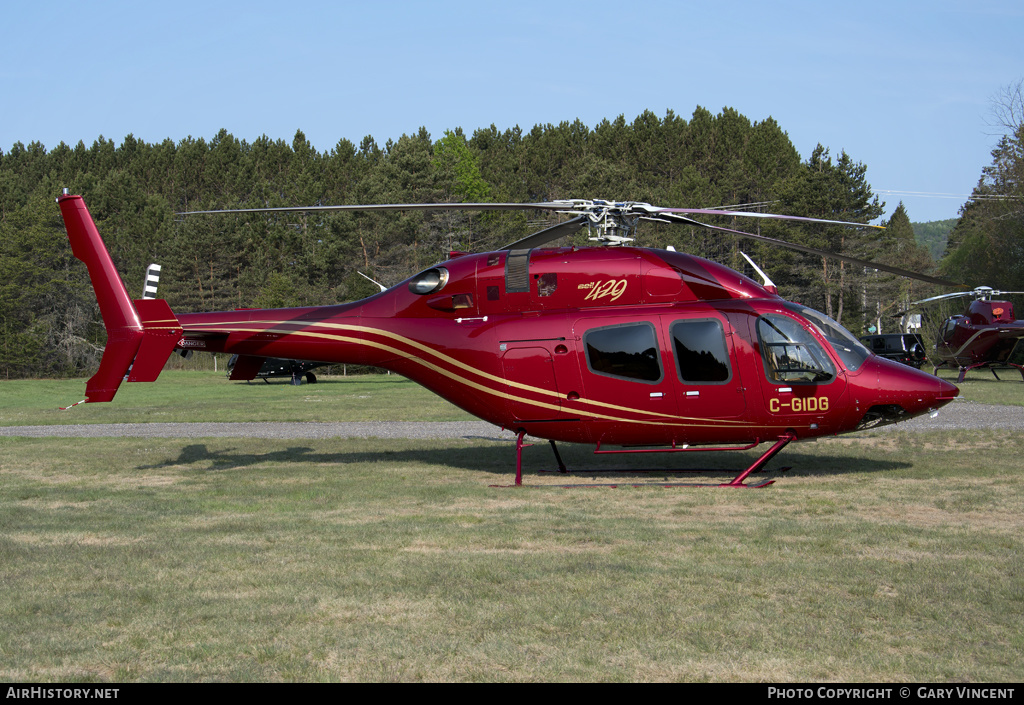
[{"left": 129, "top": 299, "right": 183, "bottom": 382}]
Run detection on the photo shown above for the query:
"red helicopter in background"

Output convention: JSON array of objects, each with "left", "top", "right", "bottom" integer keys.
[
  {"left": 58, "top": 192, "right": 959, "bottom": 487},
  {"left": 912, "top": 287, "right": 1024, "bottom": 382}
]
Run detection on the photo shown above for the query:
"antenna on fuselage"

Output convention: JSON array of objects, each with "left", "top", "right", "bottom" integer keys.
[
  {"left": 740, "top": 251, "right": 778, "bottom": 295},
  {"left": 358, "top": 271, "right": 387, "bottom": 292}
]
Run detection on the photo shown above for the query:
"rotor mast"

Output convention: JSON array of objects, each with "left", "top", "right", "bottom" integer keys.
[{"left": 552, "top": 199, "right": 651, "bottom": 245}]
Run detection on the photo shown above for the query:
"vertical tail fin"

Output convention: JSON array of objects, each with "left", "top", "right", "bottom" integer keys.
[
  {"left": 57, "top": 192, "right": 181, "bottom": 402},
  {"left": 58, "top": 193, "right": 140, "bottom": 332}
]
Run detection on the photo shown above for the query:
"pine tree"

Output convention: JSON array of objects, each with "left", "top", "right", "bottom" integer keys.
[
  {"left": 864, "top": 202, "right": 935, "bottom": 333},
  {"left": 943, "top": 124, "right": 1024, "bottom": 290},
  {"left": 775, "top": 145, "right": 884, "bottom": 325}
]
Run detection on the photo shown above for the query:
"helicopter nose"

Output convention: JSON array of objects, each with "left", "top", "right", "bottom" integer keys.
[{"left": 847, "top": 356, "right": 959, "bottom": 431}]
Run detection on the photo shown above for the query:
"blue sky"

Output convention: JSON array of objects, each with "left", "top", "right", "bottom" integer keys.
[{"left": 2, "top": 0, "right": 1021, "bottom": 223}]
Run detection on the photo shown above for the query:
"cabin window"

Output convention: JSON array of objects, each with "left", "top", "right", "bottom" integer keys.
[
  {"left": 671, "top": 319, "right": 731, "bottom": 383},
  {"left": 942, "top": 316, "right": 962, "bottom": 342},
  {"left": 584, "top": 322, "right": 662, "bottom": 383},
  {"left": 757, "top": 314, "right": 835, "bottom": 384},
  {"left": 535, "top": 272, "right": 557, "bottom": 297}
]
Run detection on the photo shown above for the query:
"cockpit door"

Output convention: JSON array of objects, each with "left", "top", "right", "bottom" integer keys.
[{"left": 752, "top": 312, "right": 849, "bottom": 433}]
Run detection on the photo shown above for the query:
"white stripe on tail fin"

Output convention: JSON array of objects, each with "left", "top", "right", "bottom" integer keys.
[{"left": 142, "top": 263, "right": 161, "bottom": 299}]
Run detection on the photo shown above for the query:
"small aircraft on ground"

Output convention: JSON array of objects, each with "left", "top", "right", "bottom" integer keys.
[
  {"left": 57, "top": 192, "right": 958, "bottom": 487},
  {"left": 226, "top": 354, "right": 324, "bottom": 384},
  {"left": 141, "top": 262, "right": 328, "bottom": 385},
  {"left": 912, "top": 287, "right": 1024, "bottom": 382}
]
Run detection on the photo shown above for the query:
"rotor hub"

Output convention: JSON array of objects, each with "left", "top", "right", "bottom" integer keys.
[{"left": 550, "top": 199, "right": 655, "bottom": 245}]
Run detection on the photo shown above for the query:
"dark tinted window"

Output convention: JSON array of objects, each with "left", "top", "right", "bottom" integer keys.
[
  {"left": 536, "top": 272, "right": 557, "bottom": 297},
  {"left": 671, "top": 319, "right": 731, "bottom": 383},
  {"left": 942, "top": 317, "right": 961, "bottom": 341},
  {"left": 584, "top": 323, "right": 662, "bottom": 383}
]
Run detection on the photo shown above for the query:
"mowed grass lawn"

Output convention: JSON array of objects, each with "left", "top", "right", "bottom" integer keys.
[
  {"left": 0, "top": 372, "right": 1022, "bottom": 681},
  {"left": 0, "top": 373, "right": 474, "bottom": 426}
]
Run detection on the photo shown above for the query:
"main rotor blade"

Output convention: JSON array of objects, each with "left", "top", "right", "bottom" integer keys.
[
  {"left": 912, "top": 289, "right": 1024, "bottom": 306},
  {"left": 178, "top": 202, "right": 565, "bottom": 216},
  {"left": 661, "top": 213, "right": 963, "bottom": 288},
  {"left": 500, "top": 215, "right": 588, "bottom": 250},
  {"left": 180, "top": 198, "right": 947, "bottom": 285},
  {"left": 911, "top": 291, "right": 974, "bottom": 305},
  {"left": 181, "top": 201, "right": 885, "bottom": 234},
  {"left": 652, "top": 207, "right": 886, "bottom": 230}
]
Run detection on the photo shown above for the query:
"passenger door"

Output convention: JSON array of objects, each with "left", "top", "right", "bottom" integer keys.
[
  {"left": 573, "top": 317, "right": 678, "bottom": 439},
  {"left": 664, "top": 315, "right": 746, "bottom": 420}
]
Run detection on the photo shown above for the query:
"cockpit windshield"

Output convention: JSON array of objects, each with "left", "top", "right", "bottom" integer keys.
[{"left": 784, "top": 303, "right": 870, "bottom": 372}]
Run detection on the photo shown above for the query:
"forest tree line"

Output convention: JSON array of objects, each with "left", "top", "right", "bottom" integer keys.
[{"left": 1, "top": 103, "right": 1013, "bottom": 380}]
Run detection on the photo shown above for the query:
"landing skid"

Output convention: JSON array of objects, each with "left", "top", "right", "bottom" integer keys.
[
  {"left": 492, "top": 431, "right": 797, "bottom": 488},
  {"left": 553, "top": 477, "right": 783, "bottom": 489}
]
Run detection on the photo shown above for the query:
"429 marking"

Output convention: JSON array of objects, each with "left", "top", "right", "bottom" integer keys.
[{"left": 579, "top": 279, "right": 628, "bottom": 302}]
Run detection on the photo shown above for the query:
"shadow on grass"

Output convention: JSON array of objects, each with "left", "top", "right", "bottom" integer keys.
[{"left": 137, "top": 441, "right": 912, "bottom": 482}]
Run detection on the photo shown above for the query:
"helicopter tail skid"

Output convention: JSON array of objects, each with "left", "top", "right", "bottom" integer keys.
[{"left": 57, "top": 191, "right": 183, "bottom": 403}]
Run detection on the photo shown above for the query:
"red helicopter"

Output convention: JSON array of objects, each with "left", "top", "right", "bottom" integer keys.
[
  {"left": 912, "top": 287, "right": 1024, "bottom": 383},
  {"left": 57, "top": 192, "right": 959, "bottom": 487}
]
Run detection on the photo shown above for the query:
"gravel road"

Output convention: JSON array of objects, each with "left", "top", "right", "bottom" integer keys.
[{"left": 1, "top": 400, "right": 1021, "bottom": 440}]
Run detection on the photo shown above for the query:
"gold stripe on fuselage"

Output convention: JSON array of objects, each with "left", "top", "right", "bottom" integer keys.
[{"left": 182, "top": 318, "right": 752, "bottom": 429}]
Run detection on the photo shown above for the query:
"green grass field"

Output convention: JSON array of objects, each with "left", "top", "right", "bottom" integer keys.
[
  {"left": 934, "top": 368, "right": 1024, "bottom": 407},
  {"left": 1, "top": 371, "right": 1023, "bottom": 681},
  {"left": 0, "top": 373, "right": 473, "bottom": 426}
]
